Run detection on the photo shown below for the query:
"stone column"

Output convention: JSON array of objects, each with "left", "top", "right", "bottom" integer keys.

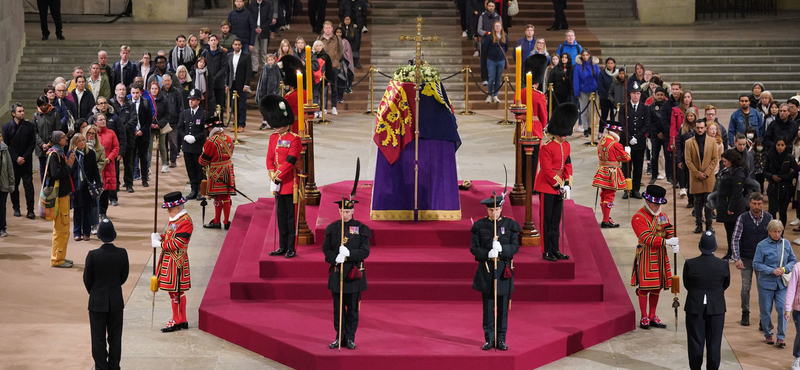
[
  {"left": 637, "top": 0, "right": 695, "bottom": 24},
  {"left": 133, "top": 0, "right": 190, "bottom": 23},
  {"left": 0, "top": 1, "right": 25, "bottom": 118}
]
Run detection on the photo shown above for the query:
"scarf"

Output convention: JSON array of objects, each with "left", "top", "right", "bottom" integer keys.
[
  {"left": 171, "top": 45, "right": 195, "bottom": 72},
  {"left": 194, "top": 66, "right": 208, "bottom": 93},
  {"left": 53, "top": 144, "right": 65, "bottom": 157},
  {"left": 38, "top": 103, "right": 54, "bottom": 114}
]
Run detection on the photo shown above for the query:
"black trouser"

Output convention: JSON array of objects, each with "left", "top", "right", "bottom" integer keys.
[
  {"left": 38, "top": 155, "right": 48, "bottom": 182},
  {"left": 755, "top": 174, "right": 765, "bottom": 194},
  {"left": 276, "top": 193, "right": 296, "bottom": 253},
  {"left": 480, "top": 41, "right": 488, "bottom": 82},
  {"left": 332, "top": 291, "right": 360, "bottom": 343},
  {"left": 37, "top": 0, "right": 63, "bottom": 37},
  {"left": 520, "top": 144, "right": 539, "bottom": 193},
  {"left": 693, "top": 192, "right": 713, "bottom": 227},
  {"left": 99, "top": 190, "right": 115, "bottom": 216},
  {"left": 11, "top": 161, "right": 34, "bottom": 213},
  {"left": 599, "top": 98, "right": 613, "bottom": 133},
  {"left": 230, "top": 88, "right": 248, "bottom": 128},
  {"left": 456, "top": 0, "right": 467, "bottom": 31},
  {"left": 308, "top": 0, "right": 327, "bottom": 33},
  {"left": 183, "top": 152, "right": 204, "bottom": 193},
  {"left": 768, "top": 195, "right": 790, "bottom": 227},
  {"left": 539, "top": 192, "right": 563, "bottom": 254},
  {"left": 214, "top": 87, "right": 227, "bottom": 116},
  {"left": 723, "top": 221, "right": 736, "bottom": 258},
  {"left": 482, "top": 293, "right": 509, "bottom": 342},
  {"left": 122, "top": 139, "right": 135, "bottom": 188},
  {"left": 686, "top": 308, "right": 724, "bottom": 370},
  {"left": 112, "top": 158, "right": 120, "bottom": 200},
  {"left": 168, "top": 129, "right": 179, "bottom": 164},
  {"left": 0, "top": 192, "right": 7, "bottom": 229},
  {"left": 552, "top": 0, "right": 568, "bottom": 28},
  {"left": 134, "top": 134, "right": 150, "bottom": 182},
  {"left": 467, "top": 13, "right": 479, "bottom": 38},
  {"left": 89, "top": 309, "right": 123, "bottom": 370},
  {"left": 622, "top": 149, "right": 645, "bottom": 192},
  {"left": 650, "top": 135, "right": 673, "bottom": 180}
]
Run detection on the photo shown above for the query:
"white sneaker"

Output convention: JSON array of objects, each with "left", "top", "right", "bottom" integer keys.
[
  {"left": 91, "top": 225, "right": 98, "bottom": 235},
  {"left": 482, "top": 81, "right": 488, "bottom": 86},
  {"left": 679, "top": 188, "right": 687, "bottom": 198},
  {"left": 793, "top": 238, "right": 800, "bottom": 246},
  {"left": 314, "top": 111, "right": 320, "bottom": 119},
  {"left": 657, "top": 174, "right": 665, "bottom": 180},
  {"left": 473, "top": 51, "right": 479, "bottom": 57},
  {"left": 362, "top": 26, "right": 368, "bottom": 33},
  {"left": 791, "top": 219, "right": 800, "bottom": 226},
  {"left": 331, "top": 107, "right": 338, "bottom": 115},
  {"left": 485, "top": 96, "right": 493, "bottom": 103},
  {"left": 576, "top": 126, "right": 585, "bottom": 133},
  {"left": 324, "top": 109, "right": 328, "bottom": 115},
  {"left": 285, "top": 24, "right": 290, "bottom": 30},
  {"left": 161, "top": 164, "right": 169, "bottom": 173},
  {"left": 493, "top": 96, "right": 501, "bottom": 103},
  {"left": 791, "top": 357, "right": 800, "bottom": 370},
  {"left": 462, "top": 31, "right": 468, "bottom": 38}
]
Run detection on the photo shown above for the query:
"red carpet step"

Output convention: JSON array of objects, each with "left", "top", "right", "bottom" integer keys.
[{"left": 199, "top": 181, "right": 635, "bottom": 370}]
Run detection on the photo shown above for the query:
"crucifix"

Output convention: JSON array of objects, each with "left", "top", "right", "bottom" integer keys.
[{"left": 399, "top": 16, "right": 439, "bottom": 221}]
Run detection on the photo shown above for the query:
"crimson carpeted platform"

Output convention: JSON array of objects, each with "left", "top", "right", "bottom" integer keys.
[{"left": 199, "top": 181, "right": 635, "bottom": 370}]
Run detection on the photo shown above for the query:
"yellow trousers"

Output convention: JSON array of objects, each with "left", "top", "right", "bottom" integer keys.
[{"left": 51, "top": 195, "right": 71, "bottom": 266}]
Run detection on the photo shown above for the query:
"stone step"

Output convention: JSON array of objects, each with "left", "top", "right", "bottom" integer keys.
[
  {"left": 372, "top": 56, "right": 464, "bottom": 64},
  {"left": 602, "top": 46, "right": 800, "bottom": 56},
  {"left": 643, "top": 64, "right": 800, "bottom": 73},
  {"left": 612, "top": 55, "right": 800, "bottom": 64},
  {"left": 600, "top": 40, "right": 800, "bottom": 48},
  {"left": 21, "top": 45, "right": 179, "bottom": 55},
  {"left": 655, "top": 72, "right": 800, "bottom": 82}
]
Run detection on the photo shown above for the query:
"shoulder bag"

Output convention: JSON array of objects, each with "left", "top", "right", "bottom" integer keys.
[
  {"left": 508, "top": 0, "right": 519, "bottom": 16},
  {"left": 781, "top": 239, "right": 793, "bottom": 287},
  {"left": 38, "top": 152, "right": 60, "bottom": 221}
]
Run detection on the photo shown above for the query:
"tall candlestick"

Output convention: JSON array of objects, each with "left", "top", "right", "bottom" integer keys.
[
  {"left": 515, "top": 47, "right": 522, "bottom": 103},
  {"left": 526, "top": 72, "right": 533, "bottom": 135},
  {"left": 305, "top": 45, "right": 312, "bottom": 102},
  {"left": 297, "top": 71, "right": 305, "bottom": 133}
]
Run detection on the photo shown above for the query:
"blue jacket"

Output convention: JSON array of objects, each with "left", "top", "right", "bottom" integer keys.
[
  {"left": 596, "top": 68, "right": 616, "bottom": 100},
  {"left": 572, "top": 58, "right": 599, "bottom": 96},
  {"left": 555, "top": 41, "right": 583, "bottom": 64},
  {"left": 515, "top": 37, "right": 536, "bottom": 62},
  {"left": 753, "top": 237, "right": 796, "bottom": 290},
  {"left": 727, "top": 108, "right": 764, "bottom": 147},
  {"left": 227, "top": 8, "right": 255, "bottom": 46}
]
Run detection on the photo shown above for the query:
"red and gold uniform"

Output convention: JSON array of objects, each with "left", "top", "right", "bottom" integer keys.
[
  {"left": 285, "top": 88, "right": 308, "bottom": 134},
  {"left": 199, "top": 130, "right": 236, "bottom": 228},
  {"left": 158, "top": 207, "right": 193, "bottom": 331},
  {"left": 631, "top": 202, "right": 675, "bottom": 328},
  {"left": 267, "top": 130, "right": 302, "bottom": 255},
  {"left": 592, "top": 133, "right": 631, "bottom": 225},
  {"left": 534, "top": 136, "right": 572, "bottom": 259}
]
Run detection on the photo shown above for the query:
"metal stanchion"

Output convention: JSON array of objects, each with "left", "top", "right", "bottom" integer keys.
[
  {"left": 585, "top": 93, "right": 597, "bottom": 147},
  {"left": 279, "top": 82, "right": 285, "bottom": 97},
  {"left": 316, "top": 76, "right": 331, "bottom": 124},
  {"left": 363, "top": 66, "right": 377, "bottom": 115},
  {"left": 226, "top": 88, "right": 232, "bottom": 126},
  {"left": 458, "top": 66, "right": 475, "bottom": 115},
  {"left": 497, "top": 75, "right": 513, "bottom": 125},
  {"left": 232, "top": 91, "right": 244, "bottom": 145}
]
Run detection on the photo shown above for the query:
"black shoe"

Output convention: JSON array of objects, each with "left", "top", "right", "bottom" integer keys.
[
  {"left": 546, "top": 26, "right": 558, "bottom": 31},
  {"left": 481, "top": 341, "right": 494, "bottom": 350},
  {"left": 622, "top": 191, "right": 629, "bottom": 200},
  {"left": 13, "top": 209, "right": 20, "bottom": 217},
  {"left": 26, "top": 211, "right": 35, "bottom": 219},
  {"left": 329, "top": 339, "right": 339, "bottom": 349},
  {"left": 269, "top": 249, "right": 287, "bottom": 256},
  {"left": 169, "top": 162, "right": 177, "bottom": 168},
  {"left": 126, "top": 186, "right": 134, "bottom": 193},
  {"left": 691, "top": 210, "right": 696, "bottom": 217},
  {"left": 196, "top": 194, "right": 206, "bottom": 201},
  {"left": 161, "top": 324, "right": 182, "bottom": 333},
  {"left": 497, "top": 341, "right": 508, "bottom": 351},
  {"left": 180, "top": 322, "right": 188, "bottom": 329},
  {"left": 111, "top": 199, "right": 119, "bottom": 206},
  {"left": 741, "top": 311, "right": 750, "bottom": 326},
  {"left": 648, "top": 178, "right": 657, "bottom": 185},
  {"left": 100, "top": 214, "right": 107, "bottom": 221},
  {"left": 285, "top": 250, "right": 297, "bottom": 258},
  {"left": 686, "top": 203, "right": 694, "bottom": 209},
  {"left": 203, "top": 222, "right": 222, "bottom": 229},
  {"left": 694, "top": 225, "right": 703, "bottom": 234},
  {"left": 224, "top": 222, "right": 231, "bottom": 230},
  {"left": 42, "top": 35, "right": 49, "bottom": 40},
  {"left": 631, "top": 191, "right": 642, "bottom": 199},
  {"left": 346, "top": 340, "right": 356, "bottom": 350},
  {"left": 186, "top": 190, "right": 198, "bottom": 200},
  {"left": 355, "top": 61, "right": 362, "bottom": 69},
  {"left": 649, "top": 316, "right": 668, "bottom": 329},
  {"left": 260, "top": 123, "right": 268, "bottom": 130},
  {"left": 706, "top": 225, "right": 715, "bottom": 233},
  {"left": 600, "top": 221, "right": 620, "bottom": 228},
  {"left": 543, "top": 252, "right": 557, "bottom": 262},
  {"left": 142, "top": 180, "right": 149, "bottom": 187},
  {"left": 553, "top": 251, "right": 570, "bottom": 260}
]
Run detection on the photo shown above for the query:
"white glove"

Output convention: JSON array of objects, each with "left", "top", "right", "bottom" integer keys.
[
  {"left": 492, "top": 240, "right": 502, "bottom": 252},
  {"left": 629, "top": 137, "right": 638, "bottom": 146},
  {"left": 183, "top": 135, "right": 196, "bottom": 144},
  {"left": 270, "top": 182, "right": 281, "bottom": 193},
  {"left": 562, "top": 185, "right": 571, "bottom": 200},
  {"left": 665, "top": 237, "right": 679, "bottom": 246},
  {"left": 339, "top": 245, "right": 350, "bottom": 257},
  {"left": 672, "top": 244, "right": 680, "bottom": 254},
  {"left": 335, "top": 253, "right": 346, "bottom": 264},
  {"left": 624, "top": 146, "right": 631, "bottom": 154},
  {"left": 151, "top": 233, "right": 161, "bottom": 249},
  {"left": 488, "top": 249, "right": 499, "bottom": 259}
]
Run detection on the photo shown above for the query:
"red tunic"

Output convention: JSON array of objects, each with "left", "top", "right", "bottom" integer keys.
[
  {"left": 630, "top": 206, "right": 675, "bottom": 291},
  {"left": 519, "top": 88, "right": 548, "bottom": 140},
  {"left": 592, "top": 135, "right": 631, "bottom": 190},
  {"left": 534, "top": 137, "right": 572, "bottom": 195},
  {"left": 266, "top": 131, "right": 302, "bottom": 195},
  {"left": 198, "top": 132, "right": 236, "bottom": 196},
  {"left": 285, "top": 89, "right": 308, "bottom": 134},
  {"left": 158, "top": 211, "right": 193, "bottom": 292}
]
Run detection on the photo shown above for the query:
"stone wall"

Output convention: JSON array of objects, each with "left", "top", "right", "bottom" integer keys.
[
  {"left": 0, "top": 1, "right": 25, "bottom": 119},
  {"left": 637, "top": 0, "right": 695, "bottom": 24},
  {"left": 23, "top": 0, "right": 128, "bottom": 15},
  {"left": 131, "top": 0, "right": 190, "bottom": 23}
]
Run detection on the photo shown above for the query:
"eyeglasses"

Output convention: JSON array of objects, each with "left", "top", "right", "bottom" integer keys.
[{"left": 98, "top": 102, "right": 107, "bottom": 105}]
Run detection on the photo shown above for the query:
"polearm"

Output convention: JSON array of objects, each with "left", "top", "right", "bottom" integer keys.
[
  {"left": 492, "top": 191, "right": 498, "bottom": 350},
  {"left": 671, "top": 142, "right": 681, "bottom": 331},
  {"left": 218, "top": 176, "right": 256, "bottom": 203},
  {"left": 150, "top": 136, "right": 161, "bottom": 330},
  {"left": 624, "top": 78, "right": 632, "bottom": 214},
  {"left": 338, "top": 195, "right": 345, "bottom": 352}
]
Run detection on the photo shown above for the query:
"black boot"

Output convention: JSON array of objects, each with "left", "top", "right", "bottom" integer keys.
[
  {"left": 354, "top": 58, "right": 362, "bottom": 69},
  {"left": 741, "top": 311, "right": 750, "bottom": 326},
  {"left": 543, "top": 252, "right": 557, "bottom": 262},
  {"left": 269, "top": 249, "right": 287, "bottom": 256},
  {"left": 553, "top": 251, "right": 570, "bottom": 260},
  {"left": 622, "top": 191, "right": 629, "bottom": 200},
  {"left": 694, "top": 224, "right": 703, "bottom": 234},
  {"left": 481, "top": 341, "right": 494, "bottom": 350}
]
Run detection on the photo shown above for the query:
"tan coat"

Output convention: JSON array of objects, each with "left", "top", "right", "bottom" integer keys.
[{"left": 684, "top": 134, "right": 719, "bottom": 194}]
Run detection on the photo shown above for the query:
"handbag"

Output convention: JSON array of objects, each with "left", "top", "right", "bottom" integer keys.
[
  {"left": 38, "top": 152, "right": 59, "bottom": 221},
  {"left": 160, "top": 122, "right": 173, "bottom": 135},
  {"left": 780, "top": 239, "right": 793, "bottom": 287},
  {"left": 77, "top": 154, "right": 101, "bottom": 202},
  {"left": 508, "top": 0, "right": 519, "bottom": 16}
]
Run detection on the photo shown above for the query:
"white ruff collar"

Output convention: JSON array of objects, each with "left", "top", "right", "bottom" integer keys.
[
  {"left": 645, "top": 205, "right": 662, "bottom": 217},
  {"left": 169, "top": 209, "right": 187, "bottom": 222}
]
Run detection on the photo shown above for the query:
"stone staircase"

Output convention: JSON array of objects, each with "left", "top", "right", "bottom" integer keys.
[
  {"left": 583, "top": 0, "right": 639, "bottom": 27},
  {"left": 599, "top": 40, "right": 800, "bottom": 109}
]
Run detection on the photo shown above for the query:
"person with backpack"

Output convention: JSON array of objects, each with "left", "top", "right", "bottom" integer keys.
[{"left": 572, "top": 49, "right": 599, "bottom": 136}]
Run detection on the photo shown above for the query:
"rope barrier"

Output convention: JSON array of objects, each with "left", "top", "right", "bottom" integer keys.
[{"left": 467, "top": 69, "right": 506, "bottom": 96}]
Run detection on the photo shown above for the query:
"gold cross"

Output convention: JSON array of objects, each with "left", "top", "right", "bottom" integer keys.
[{"left": 399, "top": 17, "right": 439, "bottom": 86}]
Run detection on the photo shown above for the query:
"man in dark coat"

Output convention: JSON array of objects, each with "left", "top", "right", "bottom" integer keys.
[
  {"left": 2, "top": 103, "right": 37, "bottom": 219},
  {"left": 648, "top": 86, "right": 672, "bottom": 185},
  {"left": 471, "top": 195, "right": 520, "bottom": 351},
  {"left": 248, "top": 0, "right": 274, "bottom": 73},
  {"left": 178, "top": 89, "right": 207, "bottom": 200},
  {"left": 129, "top": 84, "right": 153, "bottom": 188},
  {"left": 201, "top": 35, "right": 229, "bottom": 118},
  {"left": 226, "top": 39, "right": 253, "bottom": 130},
  {"left": 108, "top": 83, "right": 134, "bottom": 202},
  {"left": 764, "top": 104, "right": 799, "bottom": 152},
  {"left": 622, "top": 82, "right": 650, "bottom": 199},
  {"left": 308, "top": 0, "right": 328, "bottom": 34},
  {"left": 161, "top": 75, "right": 183, "bottom": 168},
  {"left": 227, "top": 0, "right": 255, "bottom": 51},
  {"left": 322, "top": 199, "right": 371, "bottom": 350},
  {"left": 684, "top": 231, "right": 730, "bottom": 370},
  {"left": 83, "top": 219, "right": 129, "bottom": 370},
  {"left": 112, "top": 46, "right": 138, "bottom": 91},
  {"left": 732, "top": 192, "right": 772, "bottom": 326}
]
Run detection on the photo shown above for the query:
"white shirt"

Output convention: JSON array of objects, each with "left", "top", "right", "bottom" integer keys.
[
  {"left": 632, "top": 103, "right": 639, "bottom": 112},
  {"left": 87, "top": 76, "right": 101, "bottom": 100},
  {"left": 256, "top": 0, "right": 262, "bottom": 26},
  {"left": 191, "top": 107, "right": 198, "bottom": 116},
  {"left": 134, "top": 99, "right": 141, "bottom": 131},
  {"left": 75, "top": 89, "right": 85, "bottom": 105},
  {"left": 232, "top": 51, "right": 241, "bottom": 76}
]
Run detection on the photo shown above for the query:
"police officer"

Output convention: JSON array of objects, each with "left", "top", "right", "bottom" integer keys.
[
  {"left": 622, "top": 81, "right": 651, "bottom": 199},
  {"left": 178, "top": 89, "right": 207, "bottom": 200},
  {"left": 322, "top": 198, "right": 371, "bottom": 350},
  {"left": 471, "top": 194, "right": 520, "bottom": 350}
]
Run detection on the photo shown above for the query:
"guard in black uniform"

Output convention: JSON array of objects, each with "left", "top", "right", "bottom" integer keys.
[
  {"left": 177, "top": 89, "right": 207, "bottom": 200},
  {"left": 622, "top": 81, "right": 651, "bottom": 199},
  {"left": 471, "top": 195, "right": 520, "bottom": 351},
  {"left": 322, "top": 199, "right": 371, "bottom": 350}
]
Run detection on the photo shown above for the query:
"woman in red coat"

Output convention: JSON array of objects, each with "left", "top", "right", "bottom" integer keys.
[{"left": 93, "top": 113, "right": 119, "bottom": 219}]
